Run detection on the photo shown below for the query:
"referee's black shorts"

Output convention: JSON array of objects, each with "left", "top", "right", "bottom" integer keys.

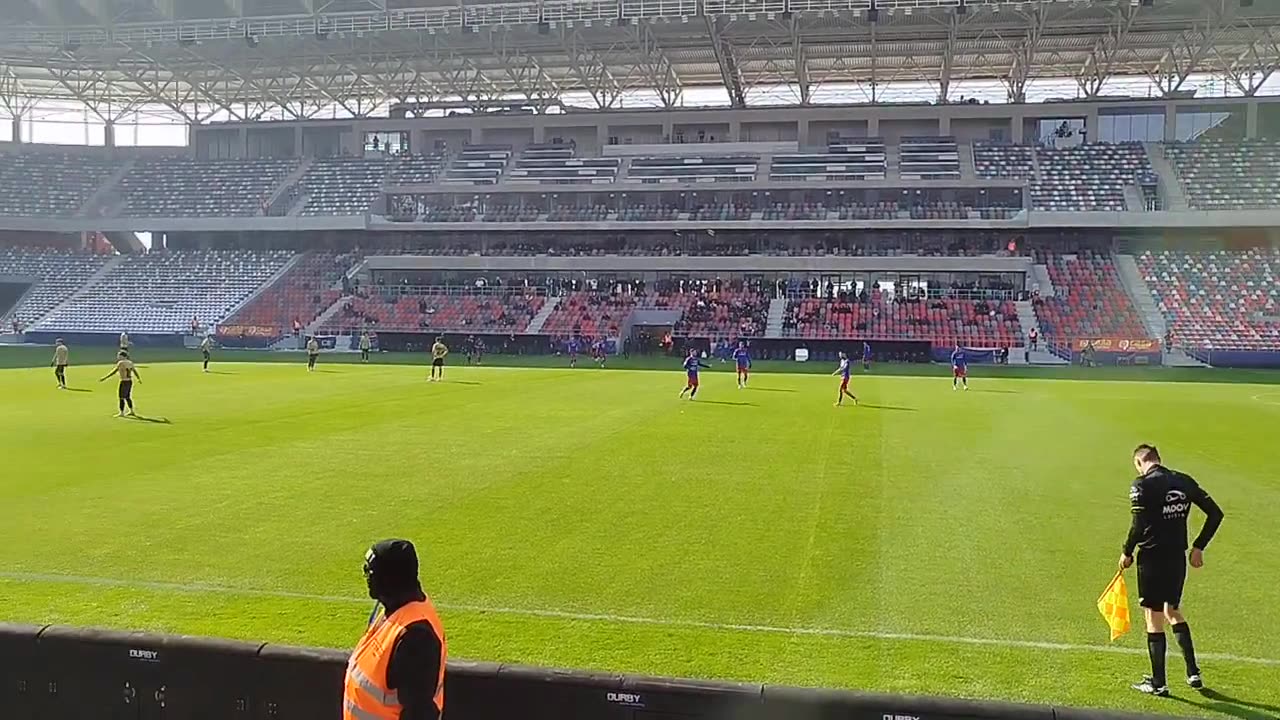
[
  {"left": 432, "top": 358, "right": 444, "bottom": 368},
  {"left": 118, "top": 381, "right": 133, "bottom": 399},
  {"left": 1136, "top": 549, "right": 1187, "bottom": 610}
]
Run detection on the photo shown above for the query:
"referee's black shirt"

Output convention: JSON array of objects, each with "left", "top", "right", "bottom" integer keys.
[{"left": 1123, "top": 464, "right": 1224, "bottom": 556}]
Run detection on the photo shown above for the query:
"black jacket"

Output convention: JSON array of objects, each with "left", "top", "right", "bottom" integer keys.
[{"left": 382, "top": 592, "right": 445, "bottom": 720}]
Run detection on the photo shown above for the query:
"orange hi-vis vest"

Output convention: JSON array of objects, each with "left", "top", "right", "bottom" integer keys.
[{"left": 343, "top": 599, "right": 447, "bottom": 720}]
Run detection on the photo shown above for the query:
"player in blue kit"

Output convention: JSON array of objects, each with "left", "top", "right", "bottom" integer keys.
[
  {"left": 833, "top": 352, "right": 858, "bottom": 406},
  {"left": 567, "top": 337, "right": 581, "bottom": 368},
  {"left": 732, "top": 341, "right": 751, "bottom": 389},
  {"left": 862, "top": 341, "right": 872, "bottom": 371},
  {"left": 951, "top": 344, "right": 969, "bottom": 391},
  {"left": 679, "top": 348, "right": 711, "bottom": 399}
]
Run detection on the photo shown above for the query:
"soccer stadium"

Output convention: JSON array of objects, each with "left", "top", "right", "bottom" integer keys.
[{"left": 2, "top": 0, "right": 1280, "bottom": 718}]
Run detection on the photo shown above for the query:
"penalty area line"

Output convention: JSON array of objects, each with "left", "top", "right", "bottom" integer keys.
[{"left": 3, "top": 570, "right": 1278, "bottom": 668}]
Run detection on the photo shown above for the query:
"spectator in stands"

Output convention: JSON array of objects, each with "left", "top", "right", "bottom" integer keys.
[{"left": 345, "top": 539, "right": 446, "bottom": 720}]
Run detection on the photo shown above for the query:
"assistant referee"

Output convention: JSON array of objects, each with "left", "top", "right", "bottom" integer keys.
[{"left": 1119, "top": 444, "right": 1224, "bottom": 697}]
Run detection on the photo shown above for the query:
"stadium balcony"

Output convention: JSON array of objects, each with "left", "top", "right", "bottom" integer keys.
[
  {"left": 619, "top": 204, "right": 679, "bottom": 221},
  {"left": 0, "top": 247, "right": 113, "bottom": 325},
  {"left": 548, "top": 205, "right": 612, "bottom": 222},
  {"left": 769, "top": 137, "right": 887, "bottom": 182},
  {"left": 481, "top": 205, "right": 541, "bottom": 222},
  {"left": 1164, "top": 140, "right": 1280, "bottom": 210},
  {"left": 219, "top": 252, "right": 350, "bottom": 338},
  {"left": 322, "top": 289, "right": 543, "bottom": 333},
  {"left": 782, "top": 294, "right": 1022, "bottom": 346},
  {"left": 1032, "top": 252, "right": 1150, "bottom": 341},
  {"left": 115, "top": 158, "right": 299, "bottom": 217},
  {"left": 688, "top": 203, "right": 753, "bottom": 221},
  {"left": 625, "top": 155, "right": 758, "bottom": 183},
  {"left": 423, "top": 207, "right": 479, "bottom": 222},
  {"left": 388, "top": 152, "right": 448, "bottom": 185},
  {"left": 1138, "top": 249, "right": 1280, "bottom": 350},
  {"left": 908, "top": 201, "right": 969, "bottom": 220},
  {"left": 443, "top": 144, "right": 512, "bottom": 186},
  {"left": 0, "top": 153, "right": 120, "bottom": 217},
  {"left": 837, "top": 202, "right": 900, "bottom": 220},
  {"left": 899, "top": 136, "right": 961, "bottom": 180},
  {"left": 33, "top": 250, "right": 294, "bottom": 335},
  {"left": 1031, "top": 143, "right": 1155, "bottom": 212},
  {"left": 541, "top": 292, "right": 637, "bottom": 338},
  {"left": 762, "top": 202, "right": 827, "bottom": 220},
  {"left": 972, "top": 142, "right": 1036, "bottom": 179},
  {"left": 298, "top": 158, "right": 392, "bottom": 216},
  {"left": 507, "top": 144, "right": 620, "bottom": 185}
]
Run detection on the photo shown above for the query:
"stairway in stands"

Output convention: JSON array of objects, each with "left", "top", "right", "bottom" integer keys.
[
  {"left": 1113, "top": 253, "right": 1167, "bottom": 340},
  {"left": 525, "top": 296, "right": 561, "bottom": 334},
  {"left": 1015, "top": 300, "right": 1066, "bottom": 365},
  {"left": 765, "top": 297, "right": 787, "bottom": 338}
]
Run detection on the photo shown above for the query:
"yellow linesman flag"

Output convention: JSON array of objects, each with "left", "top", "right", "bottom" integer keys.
[{"left": 1097, "top": 571, "right": 1132, "bottom": 641}]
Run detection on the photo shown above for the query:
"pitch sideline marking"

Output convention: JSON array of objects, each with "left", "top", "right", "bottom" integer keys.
[
  {"left": 2, "top": 571, "right": 1278, "bottom": 668},
  {"left": 1250, "top": 391, "right": 1280, "bottom": 407}
]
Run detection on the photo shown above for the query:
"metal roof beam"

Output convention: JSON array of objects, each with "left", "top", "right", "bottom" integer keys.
[
  {"left": 791, "top": 15, "right": 809, "bottom": 106},
  {"left": 705, "top": 15, "right": 745, "bottom": 108}
]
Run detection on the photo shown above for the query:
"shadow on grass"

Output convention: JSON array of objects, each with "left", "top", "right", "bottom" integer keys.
[
  {"left": 749, "top": 387, "right": 797, "bottom": 393},
  {"left": 127, "top": 414, "right": 173, "bottom": 425},
  {"left": 1172, "top": 689, "right": 1280, "bottom": 720},
  {"left": 205, "top": 370, "right": 237, "bottom": 375},
  {"left": 312, "top": 369, "right": 341, "bottom": 374},
  {"left": 446, "top": 380, "right": 482, "bottom": 385},
  {"left": 693, "top": 399, "right": 756, "bottom": 407},
  {"left": 971, "top": 388, "right": 1020, "bottom": 394},
  {"left": 64, "top": 387, "right": 92, "bottom": 393},
  {"left": 858, "top": 403, "right": 917, "bottom": 412}
]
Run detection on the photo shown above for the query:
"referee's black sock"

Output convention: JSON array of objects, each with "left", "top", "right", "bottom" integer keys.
[
  {"left": 1171, "top": 622, "right": 1199, "bottom": 676},
  {"left": 1147, "top": 632, "right": 1168, "bottom": 687}
]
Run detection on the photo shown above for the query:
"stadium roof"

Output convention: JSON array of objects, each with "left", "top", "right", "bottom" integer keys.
[{"left": 1, "top": 0, "right": 1279, "bottom": 122}]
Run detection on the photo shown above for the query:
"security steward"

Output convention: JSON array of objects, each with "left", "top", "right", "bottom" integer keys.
[
  {"left": 344, "top": 539, "right": 447, "bottom": 720},
  {"left": 1119, "top": 444, "right": 1224, "bottom": 697}
]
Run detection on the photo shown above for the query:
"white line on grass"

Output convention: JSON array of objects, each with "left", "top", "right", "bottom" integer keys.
[
  {"left": 1250, "top": 391, "right": 1280, "bottom": 407},
  {"left": 3, "top": 570, "right": 1278, "bottom": 667}
]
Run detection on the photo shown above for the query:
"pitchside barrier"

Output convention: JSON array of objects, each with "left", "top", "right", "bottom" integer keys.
[{"left": 0, "top": 624, "right": 1185, "bottom": 720}]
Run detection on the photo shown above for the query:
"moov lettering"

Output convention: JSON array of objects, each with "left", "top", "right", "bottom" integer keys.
[
  {"left": 129, "top": 649, "right": 159, "bottom": 662},
  {"left": 883, "top": 714, "right": 921, "bottom": 720},
  {"left": 606, "top": 692, "right": 643, "bottom": 706},
  {"left": 1163, "top": 490, "right": 1190, "bottom": 516}
]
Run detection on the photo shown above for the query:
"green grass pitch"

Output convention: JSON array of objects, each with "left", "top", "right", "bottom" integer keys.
[{"left": 2, "top": 348, "right": 1279, "bottom": 719}]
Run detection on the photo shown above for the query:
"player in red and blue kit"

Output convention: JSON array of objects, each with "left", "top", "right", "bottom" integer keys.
[
  {"left": 951, "top": 344, "right": 969, "bottom": 391},
  {"left": 862, "top": 341, "right": 872, "bottom": 371},
  {"left": 732, "top": 341, "right": 751, "bottom": 389},
  {"left": 679, "top": 348, "right": 712, "bottom": 399},
  {"left": 833, "top": 352, "right": 858, "bottom": 406}
]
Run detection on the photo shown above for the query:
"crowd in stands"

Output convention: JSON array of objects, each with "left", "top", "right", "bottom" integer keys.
[
  {"left": 220, "top": 252, "right": 349, "bottom": 337},
  {"left": 783, "top": 291, "right": 1022, "bottom": 347},
  {"left": 325, "top": 290, "right": 543, "bottom": 334}
]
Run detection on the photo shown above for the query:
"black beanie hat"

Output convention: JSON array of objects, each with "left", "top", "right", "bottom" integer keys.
[{"left": 366, "top": 539, "right": 419, "bottom": 591}]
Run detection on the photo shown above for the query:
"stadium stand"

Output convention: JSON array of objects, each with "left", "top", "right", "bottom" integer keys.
[
  {"left": 662, "top": 287, "right": 770, "bottom": 338},
  {"left": 899, "top": 137, "right": 960, "bottom": 180},
  {"left": 507, "top": 144, "right": 621, "bottom": 185},
  {"left": 1164, "top": 140, "right": 1280, "bottom": 210},
  {"left": 444, "top": 145, "right": 512, "bottom": 185},
  {"left": 0, "top": 247, "right": 112, "bottom": 325},
  {"left": 33, "top": 250, "right": 294, "bottom": 334},
  {"left": 115, "top": 158, "right": 299, "bottom": 217},
  {"left": 1139, "top": 249, "right": 1280, "bottom": 350},
  {"left": 323, "top": 290, "right": 543, "bottom": 333},
  {"left": 299, "top": 158, "right": 392, "bottom": 216},
  {"left": 1032, "top": 252, "right": 1150, "bottom": 341},
  {"left": 1031, "top": 143, "right": 1155, "bottom": 211},
  {"left": 626, "top": 155, "right": 759, "bottom": 183},
  {"left": 0, "top": 153, "right": 121, "bottom": 217},
  {"left": 770, "top": 138, "right": 887, "bottom": 181},
  {"left": 542, "top": 292, "right": 636, "bottom": 338},
  {"left": 972, "top": 142, "right": 1036, "bottom": 179},
  {"left": 783, "top": 293, "right": 1022, "bottom": 346},
  {"left": 388, "top": 152, "right": 448, "bottom": 185},
  {"left": 219, "top": 252, "right": 349, "bottom": 338}
]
